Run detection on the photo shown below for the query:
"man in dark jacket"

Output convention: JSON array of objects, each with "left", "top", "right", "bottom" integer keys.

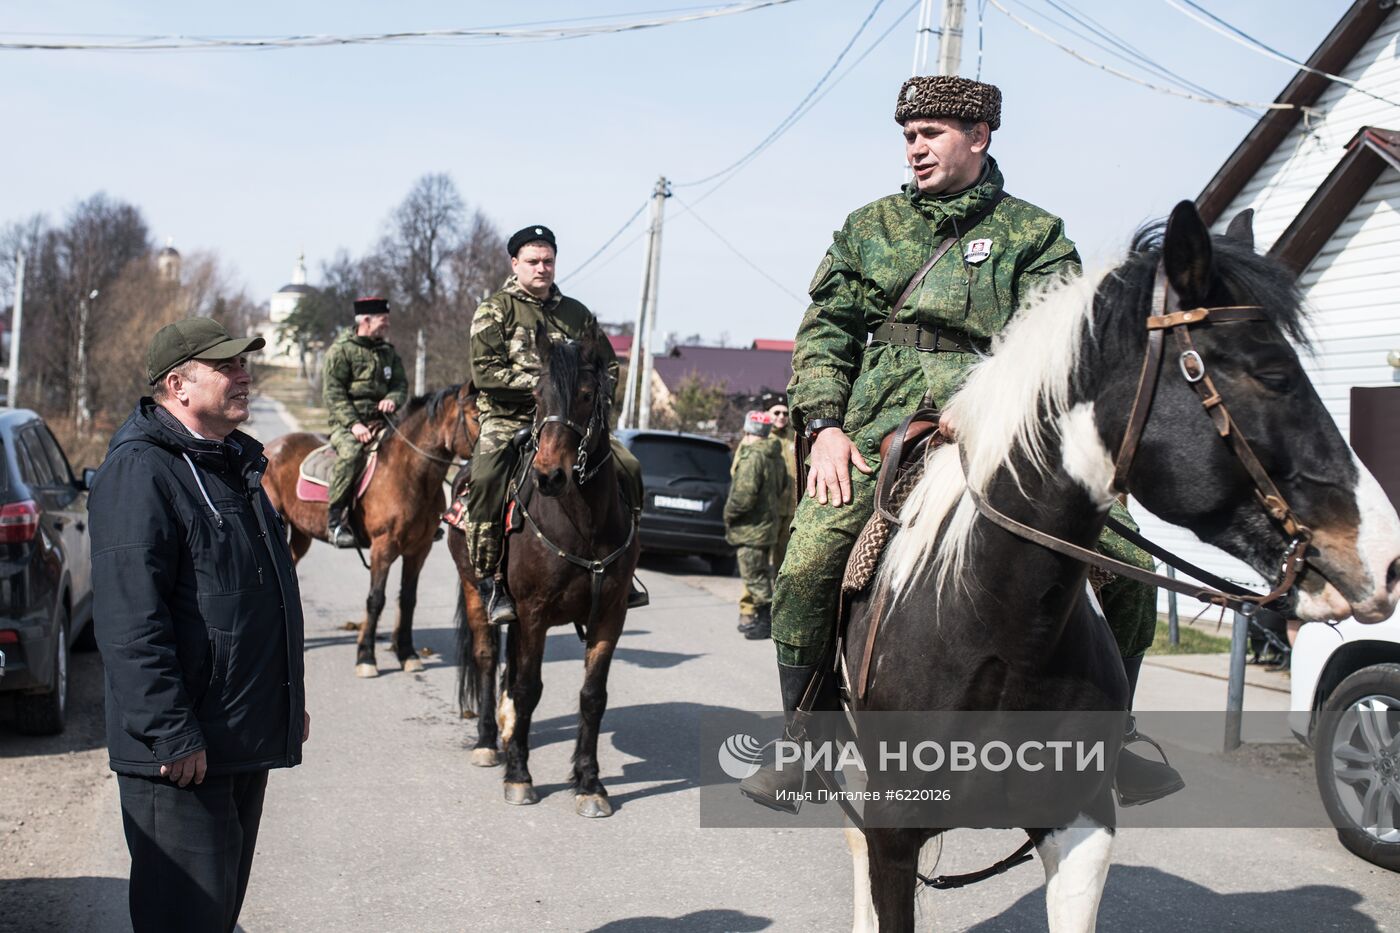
[{"left": 90, "top": 317, "right": 308, "bottom": 933}]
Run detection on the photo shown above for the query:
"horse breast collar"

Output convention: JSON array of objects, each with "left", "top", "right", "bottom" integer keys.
[{"left": 965, "top": 263, "right": 1312, "bottom": 612}]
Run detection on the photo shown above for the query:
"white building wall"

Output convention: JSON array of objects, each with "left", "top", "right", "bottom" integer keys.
[{"left": 1215, "top": 9, "right": 1400, "bottom": 249}]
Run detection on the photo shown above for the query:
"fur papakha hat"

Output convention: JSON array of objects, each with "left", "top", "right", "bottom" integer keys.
[{"left": 895, "top": 75, "right": 1001, "bottom": 130}]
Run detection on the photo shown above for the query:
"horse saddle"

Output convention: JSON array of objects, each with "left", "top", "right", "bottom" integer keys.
[
  {"left": 842, "top": 409, "right": 945, "bottom": 593},
  {"left": 295, "top": 433, "right": 382, "bottom": 504}
]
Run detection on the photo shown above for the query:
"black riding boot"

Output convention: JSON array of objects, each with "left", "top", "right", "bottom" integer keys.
[
  {"left": 327, "top": 503, "right": 357, "bottom": 549},
  {"left": 1115, "top": 655, "right": 1185, "bottom": 806},
  {"left": 477, "top": 575, "right": 517, "bottom": 626},
  {"left": 739, "top": 661, "right": 839, "bottom": 813},
  {"left": 627, "top": 577, "right": 649, "bottom": 609}
]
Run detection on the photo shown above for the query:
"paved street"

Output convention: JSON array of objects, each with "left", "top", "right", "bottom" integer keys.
[{"left": 3, "top": 396, "right": 1399, "bottom": 932}]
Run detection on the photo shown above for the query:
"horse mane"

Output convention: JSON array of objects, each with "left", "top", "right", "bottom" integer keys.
[
  {"left": 541, "top": 339, "right": 612, "bottom": 424},
  {"left": 879, "top": 225, "right": 1307, "bottom": 601}
]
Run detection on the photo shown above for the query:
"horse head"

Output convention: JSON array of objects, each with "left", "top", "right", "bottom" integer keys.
[
  {"left": 1096, "top": 201, "right": 1400, "bottom": 623},
  {"left": 428, "top": 383, "right": 479, "bottom": 461},
  {"left": 532, "top": 322, "right": 613, "bottom": 498}
]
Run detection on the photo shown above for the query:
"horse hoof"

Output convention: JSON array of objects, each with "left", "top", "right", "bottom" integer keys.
[
  {"left": 401, "top": 656, "right": 424, "bottom": 673},
  {"left": 504, "top": 782, "right": 538, "bottom": 806},
  {"left": 575, "top": 794, "right": 613, "bottom": 819},
  {"left": 470, "top": 748, "right": 501, "bottom": 768},
  {"left": 355, "top": 663, "right": 379, "bottom": 679}
]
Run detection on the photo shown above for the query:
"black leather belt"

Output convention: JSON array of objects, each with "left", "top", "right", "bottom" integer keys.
[{"left": 870, "top": 322, "right": 984, "bottom": 353}]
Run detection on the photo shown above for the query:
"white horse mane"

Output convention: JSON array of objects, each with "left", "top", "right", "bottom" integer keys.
[{"left": 878, "top": 267, "right": 1110, "bottom": 599}]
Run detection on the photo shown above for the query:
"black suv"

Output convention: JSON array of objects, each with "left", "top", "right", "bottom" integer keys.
[
  {"left": 617, "top": 429, "right": 736, "bottom": 575},
  {"left": 0, "top": 410, "right": 93, "bottom": 735}
]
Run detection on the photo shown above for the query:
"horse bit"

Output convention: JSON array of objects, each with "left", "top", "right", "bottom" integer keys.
[{"left": 966, "top": 263, "right": 1314, "bottom": 614}]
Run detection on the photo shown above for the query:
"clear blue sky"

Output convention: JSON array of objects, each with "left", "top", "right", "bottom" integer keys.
[{"left": 0, "top": 1, "right": 1348, "bottom": 346}]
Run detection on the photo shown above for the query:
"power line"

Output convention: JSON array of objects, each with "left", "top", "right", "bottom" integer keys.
[
  {"left": 673, "top": 195, "right": 807, "bottom": 304},
  {"left": 0, "top": 0, "right": 803, "bottom": 52},
  {"left": 673, "top": 0, "right": 889, "bottom": 188},
  {"left": 559, "top": 200, "right": 650, "bottom": 284},
  {"left": 1162, "top": 0, "right": 1400, "bottom": 111},
  {"left": 986, "top": 0, "right": 1315, "bottom": 113}
]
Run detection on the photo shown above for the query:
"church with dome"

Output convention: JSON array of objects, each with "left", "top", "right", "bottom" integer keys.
[{"left": 261, "top": 252, "right": 314, "bottom": 368}]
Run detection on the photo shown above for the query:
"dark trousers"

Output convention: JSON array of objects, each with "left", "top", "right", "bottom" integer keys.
[{"left": 117, "top": 770, "right": 269, "bottom": 933}]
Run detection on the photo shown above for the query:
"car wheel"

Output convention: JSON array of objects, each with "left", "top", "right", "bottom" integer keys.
[
  {"left": 708, "top": 554, "right": 738, "bottom": 577},
  {"left": 15, "top": 606, "right": 68, "bottom": 736},
  {"left": 1315, "top": 662, "right": 1400, "bottom": 872}
]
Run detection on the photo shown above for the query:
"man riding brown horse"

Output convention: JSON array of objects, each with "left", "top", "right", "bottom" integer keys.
[
  {"left": 322, "top": 297, "right": 408, "bottom": 548},
  {"left": 466, "top": 225, "right": 648, "bottom": 624}
]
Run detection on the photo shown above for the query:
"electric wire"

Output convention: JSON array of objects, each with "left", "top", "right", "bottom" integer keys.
[
  {"left": 559, "top": 200, "right": 650, "bottom": 284},
  {"left": 673, "top": 195, "right": 807, "bottom": 304},
  {"left": 0, "top": 0, "right": 802, "bottom": 51},
  {"left": 1162, "top": 0, "right": 1400, "bottom": 111},
  {"left": 986, "top": 0, "right": 1314, "bottom": 113}
]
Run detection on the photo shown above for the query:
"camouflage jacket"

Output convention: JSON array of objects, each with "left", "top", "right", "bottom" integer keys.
[
  {"left": 470, "top": 275, "right": 619, "bottom": 422},
  {"left": 787, "top": 158, "right": 1080, "bottom": 463},
  {"left": 724, "top": 437, "right": 789, "bottom": 547},
  {"left": 771, "top": 424, "right": 799, "bottom": 520},
  {"left": 322, "top": 331, "right": 409, "bottom": 430}
]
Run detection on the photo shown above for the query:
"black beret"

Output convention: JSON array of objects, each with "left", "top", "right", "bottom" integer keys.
[
  {"left": 508, "top": 225, "right": 557, "bottom": 257},
  {"left": 895, "top": 75, "right": 1002, "bottom": 130},
  {"left": 354, "top": 296, "right": 390, "bottom": 315}
]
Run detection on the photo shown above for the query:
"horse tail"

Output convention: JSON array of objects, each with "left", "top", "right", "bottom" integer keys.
[{"left": 454, "top": 584, "right": 485, "bottom": 717}]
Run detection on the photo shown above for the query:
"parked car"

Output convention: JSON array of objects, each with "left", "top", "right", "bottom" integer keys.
[
  {"left": 617, "top": 429, "right": 736, "bottom": 575},
  {"left": 1290, "top": 613, "right": 1400, "bottom": 872},
  {"left": 0, "top": 409, "right": 94, "bottom": 735}
]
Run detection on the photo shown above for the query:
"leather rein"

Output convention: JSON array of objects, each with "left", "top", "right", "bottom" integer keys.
[{"left": 964, "top": 265, "right": 1312, "bottom": 613}]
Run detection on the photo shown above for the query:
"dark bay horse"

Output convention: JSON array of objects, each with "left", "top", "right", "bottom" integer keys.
[
  {"left": 451, "top": 328, "right": 639, "bottom": 818},
  {"left": 845, "top": 202, "right": 1400, "bottom": 931},
  {"left": 264, "top": 384, "right": 478, "bottom": 677}
]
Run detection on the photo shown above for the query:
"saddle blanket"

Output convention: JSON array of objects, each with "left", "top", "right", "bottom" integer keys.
[{"left": 295, "top": 443, "right": 378, "bottom": 504}]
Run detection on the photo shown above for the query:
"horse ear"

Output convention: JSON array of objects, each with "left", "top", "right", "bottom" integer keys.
[
  {"left": 1225, "top": 208, "right": 1255, "bottom": 250},
  {"left": 1163, "top": 200, "right": 1215, "bottom": 304}
]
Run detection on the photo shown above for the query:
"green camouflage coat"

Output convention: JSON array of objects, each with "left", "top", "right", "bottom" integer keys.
[
  {"left": 322, "top": 331, "right": 409, "bottom": 430},
  {"left": 470, "top": 276, "right": 619, "bottom": 422},
  {"left": 787, "top": 158, "right": 1080, "bottom": 460},
  {"left": 725, "top": 437, "right": 789, "bottom": 547}
]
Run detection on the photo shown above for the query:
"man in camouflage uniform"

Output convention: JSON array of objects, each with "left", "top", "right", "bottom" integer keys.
[
  {"left": 725, "top": 411, "right": 790, "bottom": 639},
  {"left": 468, "top": 225, "right": 647, "bottom": 624},
  {"left": 741, "top": 75, "right": 1181, "bottom": 810},
  {"left": 322, "top": 297, "right": 408, "bottom": 548},
  {"left": 765, "top": 396, "right": 798, "bottom": 579}
]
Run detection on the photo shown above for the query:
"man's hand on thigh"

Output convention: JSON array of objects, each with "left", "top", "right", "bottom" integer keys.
[
  {"left": 805, "top": 429, "right": 872, "bottom": 506},
  {"left": 160, "top": 749, "right": 208, "bottom": 787}
]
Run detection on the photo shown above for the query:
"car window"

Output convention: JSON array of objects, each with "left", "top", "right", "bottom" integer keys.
[
  {"left": 0, "top": 440, "right": 9, "bottom": 494},
  {"left": 35, "top": 425, "right": 74, "bottom": 485},
  {"left": 629, "top": 437, "right": 732, "bottom": 481},
  {"left": 17, "top": 429, "right": 56, "bottom": 487}
]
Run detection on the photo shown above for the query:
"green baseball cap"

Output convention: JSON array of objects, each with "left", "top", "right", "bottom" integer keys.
[{"left": 146, "top": 317, "right": 265, "bottom": 385}]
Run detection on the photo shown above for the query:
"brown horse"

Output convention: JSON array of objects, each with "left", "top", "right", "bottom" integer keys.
[
  {"left": 264, "top": 384, "right": 478, "bottom": 677},
  {"left": 451, "top": 328, "right": 638, "bottom": 818}
]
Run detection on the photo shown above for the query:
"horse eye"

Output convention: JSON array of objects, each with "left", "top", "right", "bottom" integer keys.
[{"left": 1254, "top": 371, "right": 1294, "bottom": 393}]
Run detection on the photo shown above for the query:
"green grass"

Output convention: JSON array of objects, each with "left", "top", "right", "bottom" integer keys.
[{"left": 1146, "top": 614, "right": 1234, "bottom": 655}]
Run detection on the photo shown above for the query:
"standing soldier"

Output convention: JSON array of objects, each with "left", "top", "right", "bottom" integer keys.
[
  {"left": 741, "top": 75, "right": 1181, "bottom": 809},
  {"left": 468, "top": 225, "right": 647, "bottom": 624},
  {"left": 725, "top": 411, "right": 790, "bottom": 639},
  {"left": 765, "top": 395, "right": 798, "bottom": 577},
  {"left": 321, "top": 297, "right": 408, "bottom": 548}
]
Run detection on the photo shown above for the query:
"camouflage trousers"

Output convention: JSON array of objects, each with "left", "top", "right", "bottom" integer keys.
[
  {"left": 770, "top": 508, "right": 794, "bottom": 582},
  {"left": 466, "top": 413, "right": 645, "bottom": 577},
  {"left": 771, "top": 467, "right": 1158, "bottom": 667},
  {"left": 736, "top": 545, "right": 775, "bottom": 616},
  {"left": 327, "top": 427, "right": 368, "bottom": 507}
]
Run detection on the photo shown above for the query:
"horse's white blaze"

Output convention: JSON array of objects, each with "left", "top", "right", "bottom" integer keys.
[
  {"left": 1348, "top": 452, "right": 1400, "bottom": 622},
  {"left": 497, "top": 691, "right": 517, "bottom": 745},
  {"left": 845, "top": 828, "right": 878, "bottom": 933},
  {"left": 1059, "top": 403, "right": 1115, "bottom": 508},
  {"left": 880, "top": 269, "right": 1106, "bottom": 598},
  {"left": 1037, "top": 815, "right": 1113, "bottom": 933}
]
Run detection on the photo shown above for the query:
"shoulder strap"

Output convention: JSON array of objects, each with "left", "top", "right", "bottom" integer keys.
[{"left": 883, "top": 190, "right": 1009, "bottom": 328}]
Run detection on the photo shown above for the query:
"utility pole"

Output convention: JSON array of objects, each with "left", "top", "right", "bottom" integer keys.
[
  {"left": 414, "top": 328, "right": 427, "bottom": 396},
  {"left": 6, "top": 252, "right": 24, "bottom": 408},
  {"left": 620, "top": 193, "right": 658, "bottom": 430},
  {"left": 636, "top": 176, "right": 670, "bottom": 431},
  {"left": 937, "top": 0, "right": 965, "bottom": 77},
  {"left": 76, "top": 288, "right": 97, "bottom": 433},
  {"left": 911, "top": 0, "right": 937, "bottom": 76}
]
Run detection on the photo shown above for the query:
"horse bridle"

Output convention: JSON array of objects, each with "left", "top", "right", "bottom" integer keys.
[
  {"left": 531, "top": 371, "right": 615, "bottom": 486},
  {"left": 965, "top": 264, "right": 1313, "bottom": 612},
  {"left": 382, "top": 386, "right": 472, "bottom": 466}
]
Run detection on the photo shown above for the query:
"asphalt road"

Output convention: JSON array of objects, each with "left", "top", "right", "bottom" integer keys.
[{"left": 2, "top": 393, "right": 1397, "bottom": 931}]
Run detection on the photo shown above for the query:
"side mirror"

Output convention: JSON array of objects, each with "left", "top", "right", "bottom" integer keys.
[{"left": 80, "top": 467, "right": 98, "bottom": 491}]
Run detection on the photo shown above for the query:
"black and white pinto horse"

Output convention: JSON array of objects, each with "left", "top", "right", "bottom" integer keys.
[{"left": 844, "top": 202, "right": 1400, "bottom": 932}]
